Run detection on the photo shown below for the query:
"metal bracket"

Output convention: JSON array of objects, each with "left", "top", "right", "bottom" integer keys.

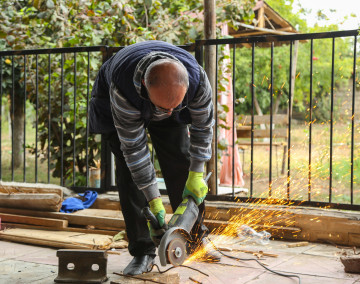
[{"left": 54, "top": 249, "right": 108, "bottom": 283}]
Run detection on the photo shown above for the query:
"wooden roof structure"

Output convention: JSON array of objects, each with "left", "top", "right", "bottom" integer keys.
[{"left": 228, "top": 0, "right": 298, "bottom": 39}]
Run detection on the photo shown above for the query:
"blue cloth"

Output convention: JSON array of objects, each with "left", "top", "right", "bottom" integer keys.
[{"left": 60, "top": 190, "right": 98, "bottom": 213}]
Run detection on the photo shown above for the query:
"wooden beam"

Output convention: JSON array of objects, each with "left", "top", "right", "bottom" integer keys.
[
  {"left": 0, "top": 208, "right": 125, "bottom": 229},
  {"left": 0, "top": 228, "right": 115, "bottom": 249},
  {"left": 238, "top": 114, "right": 288, "bottom": 125},
  {"left": 0, "top": 193, "right": 62, "bottom": 212},
  {"left": 204, "top": 0, "right": 217, "bottom": 195},
  {"left": 258, "top": 6, "right": 265, "bottom": 28},
  {"left": 0, "top": 213, "right": 68, "bottom": 228}
]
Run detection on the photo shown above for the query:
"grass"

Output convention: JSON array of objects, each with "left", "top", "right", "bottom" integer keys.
[{"left": 236, "top": 121, "right": 360, "bottom": 205}]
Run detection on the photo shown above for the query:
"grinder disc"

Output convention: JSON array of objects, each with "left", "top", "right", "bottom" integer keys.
[{"left": 166, "top": 237, "right": 187, "bottom": 266}]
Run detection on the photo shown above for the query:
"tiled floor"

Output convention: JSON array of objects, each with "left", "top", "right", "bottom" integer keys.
[{"left": 0, "top": 238, "right": 359, "bottom": 284}]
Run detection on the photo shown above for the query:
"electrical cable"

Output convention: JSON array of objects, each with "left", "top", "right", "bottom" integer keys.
[
  {"left": 207, "top": 237, "right": 301, "bottom": 284},
  {"left": 150, "top": 263, "right": 209, "bottom": 277}
]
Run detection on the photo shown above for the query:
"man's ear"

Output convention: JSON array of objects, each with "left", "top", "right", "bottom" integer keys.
[{"left": 142, "top": 79, "right": 145, "bottom": 86}]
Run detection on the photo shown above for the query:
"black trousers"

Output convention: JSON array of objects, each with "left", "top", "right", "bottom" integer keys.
[{"left": 104, "top": 117, "right": 208, "bottom": 256}]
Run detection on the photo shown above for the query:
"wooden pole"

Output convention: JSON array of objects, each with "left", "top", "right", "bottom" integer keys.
[{"left": 204, "top": 0, "right": 217, "bottom": 195}]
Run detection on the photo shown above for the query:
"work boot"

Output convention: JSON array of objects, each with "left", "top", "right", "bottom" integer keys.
[
  {"left": 123, "top": 255, "right": 155, "bottom": 275},
  {"left": 189, "top": 237, "right": 222, "bottom": 263}
]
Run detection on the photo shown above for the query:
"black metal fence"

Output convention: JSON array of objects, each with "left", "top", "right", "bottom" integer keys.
[{"left": 0, "top": 30, "right": 358, "bottom": 210}]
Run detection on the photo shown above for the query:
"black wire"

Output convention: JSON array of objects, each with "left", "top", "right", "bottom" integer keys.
[
  {"left": 150, "top": 263, "right": 209, "bottom": 277},
  {"left": 219, "top": 250, "right": 301, "bottom": 283},
  {"left": 206, "top": 237, "right": 301, "bottom": 284}
]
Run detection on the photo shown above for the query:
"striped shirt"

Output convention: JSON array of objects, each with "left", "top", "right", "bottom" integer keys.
[{"left": 109, "top": 53, "right": 214, "bottom": 201}]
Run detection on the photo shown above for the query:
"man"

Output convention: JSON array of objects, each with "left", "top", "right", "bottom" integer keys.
[{"left": 89, "top": 40, "right": 220, "bottom": 275}]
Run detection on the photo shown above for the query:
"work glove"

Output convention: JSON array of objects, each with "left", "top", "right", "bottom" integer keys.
[
  {"left": 182, "top": 171, "right": 208, "bottom": 206},
  {"left": 148, "top": 197, "right": 167, "bottom": 246}
]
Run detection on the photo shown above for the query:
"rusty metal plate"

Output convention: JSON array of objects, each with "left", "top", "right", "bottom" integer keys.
[{"left": 54, "top": 249, "right": 108, "bottom": 283}]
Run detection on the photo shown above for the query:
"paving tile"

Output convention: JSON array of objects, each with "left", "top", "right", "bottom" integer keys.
[
  {"left": 245, "top": 272, "right": 356, "bottom": 284},
  {"left": 0, "top": 240, "right": 40, "bottom": 261},
  {"left": 0, "top": 259, "right": 57, "bottom": 284}
]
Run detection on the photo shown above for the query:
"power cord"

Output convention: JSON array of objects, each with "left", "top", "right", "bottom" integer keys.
[{"left": 207, "top": 237, "right": 302, "bottom": 284}]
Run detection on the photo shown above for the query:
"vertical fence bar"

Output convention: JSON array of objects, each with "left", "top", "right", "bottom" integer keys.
[
  {"left": 0, "top": 57, "right": 2, "bottom": 179},
  {"left": 73, "top": 52, "right": 77, "bottom": 186},
  {"left": 232, "top": 43, "right": 236, "bottom": 197},
  {"left": 287, "top": 41, "right": 293, "bottom": 200},
  {"left": 60, "top": 53, "right": 64, "bottom": 186},
  {"left": 215, "top": 44, "right": 219, "bottom": 195},
  {"left": 308, "top": 39, "right": 313, "bottom": 202},
  {"left": 250, "top": 43, "right": 255, "bottom": 198},
  {"left": 23, "top": 55, "right": 27, "bottom": 182},
  {"left": 11, "top": 55, "right": 14, "bottom": 181},
  {"left": 329, "top": 38, "right": 335, "bottom": 203},
  {"left": 350, "top": 35, "right": 357, "bottom": 205},
  {"left": 269, "top": 42, "right": 274, "bottom": 196},
  {"left": 35, "top": 55, "right": 39, "bottom": 183},
  {"left": 47, "top": 54, "right": 51, "bottom": 183},
  {"left": 86, "top": 51, "right": 90, "bottom": 187}
]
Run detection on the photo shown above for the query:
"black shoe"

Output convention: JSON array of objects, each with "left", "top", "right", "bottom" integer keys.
[
  {"left": 189, "top": 237, "right": 222, "bottom": 263},
  {"left": 123, "top": 255, "right": 155, "bottom": 275}
]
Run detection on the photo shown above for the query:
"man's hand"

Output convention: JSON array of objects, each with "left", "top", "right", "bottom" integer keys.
[
  {"left": 148, "top": 197, "right": 167, "bottom": 245},
  {"left": 182, "top": 171, "right": 208, "bottom": 205}
]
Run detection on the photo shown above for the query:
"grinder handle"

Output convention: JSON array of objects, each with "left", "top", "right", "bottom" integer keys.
[{"left": 142, "top": 207, "right": 161, "bottom": 230}]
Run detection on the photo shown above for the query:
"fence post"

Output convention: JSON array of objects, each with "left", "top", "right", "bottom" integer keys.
[{"left": 100, "top": 47, "right": 113, "bottom": 191}]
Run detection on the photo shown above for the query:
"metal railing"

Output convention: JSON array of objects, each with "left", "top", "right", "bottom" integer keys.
[
  {"left": 0, "top": 30, "right": 358, "bottom": 210},
  {"left": 197, "top": 29, "right": 359, "bottom": 210}
]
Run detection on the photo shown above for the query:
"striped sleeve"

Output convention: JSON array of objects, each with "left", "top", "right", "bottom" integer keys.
[
  {"left": 109, "top": 83, "right": 160, "bottom": 201},
  {"left": 188, "top": 67, "right": 215, "bottom": 173}
]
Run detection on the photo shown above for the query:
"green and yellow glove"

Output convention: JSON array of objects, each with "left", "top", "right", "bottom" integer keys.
[
  {"left": 182, "top": 171, "right": 208, "bottom": 206},
  {"left": 148, "top": 197, "right": 167, "bottom": 245}
]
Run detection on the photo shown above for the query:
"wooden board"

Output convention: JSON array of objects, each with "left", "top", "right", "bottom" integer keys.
[
  {"left": 0, "top": 228, "right": 117, "bottom": 250},
  {"left": 0, "top": 181, "right": 64, "bottom": 198},
  {"left": 0, "top": 208, "right": 125, "bottom": 230},
  {"left": 0, "top": 193, "right": 62, "bottom": 212},
  {"left": 0, "top": 213, "right": 68, "bottom": 228}
]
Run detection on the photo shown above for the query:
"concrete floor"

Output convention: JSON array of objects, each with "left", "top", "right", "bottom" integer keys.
[{"left": 0, "top": 237, "right": 360, "bottom": 284}]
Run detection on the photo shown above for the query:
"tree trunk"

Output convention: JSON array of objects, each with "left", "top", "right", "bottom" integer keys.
[{"left": 12, "top": 91, "right": 25, "bottom": 169}]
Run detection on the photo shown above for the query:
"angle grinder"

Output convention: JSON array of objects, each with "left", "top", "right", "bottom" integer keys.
[{"left": 143, "top": 172, "right": 212, "bottom": 266}]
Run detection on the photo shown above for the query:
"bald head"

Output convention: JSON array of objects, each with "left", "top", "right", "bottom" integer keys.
[{"left": 143, "top": 59, "right": 188, "bottom": 110}]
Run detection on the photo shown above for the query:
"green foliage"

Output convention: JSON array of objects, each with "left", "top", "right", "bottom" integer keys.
[{"left": 0, "top": 0, "right": 255, "bottom": 186}]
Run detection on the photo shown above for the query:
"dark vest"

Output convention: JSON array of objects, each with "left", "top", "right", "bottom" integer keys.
[{"left": 89, "top": 41, "right": 200, "bottom": 134}]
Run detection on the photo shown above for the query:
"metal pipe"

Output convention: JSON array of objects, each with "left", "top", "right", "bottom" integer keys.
[
  {"left": 287, "top": 41, "right": 293, "bottom": 200},
  {"left": 23, "top": 55, "right": 27, "bottom": 182},
  {"left": 35, "top": 55, "right": 38, "bottom": 183},
  {"left": 48, "top": 54, "right": 51, "bottom": 183},
  {"left": 350, "top": 36, "right": 357, "bottom": 205},
  {"left": 61, "top": 53, "right": 64, "bottom": 186},
  {"left": 11, "top": 55, "right": 14, "bottom": 181},
  {"left": 215, "top": 44, "right": 219, "bottom": 196},
  {"left": 329, "top": 38, "right": 335, "bottom": 203},
  {"left": 232, "top": 43, "right": 236, "bottom": 197},
  {"left": 250, "top": 43, "right": 255, "bottom": 198},
  {"left": 86, "top": 51, "right": 90, "bottom": 187},
  {"left": 73, "top": 52, "right": 77, "bottom": 186},
  {"left": 308, "top": 39, "right": 313, "bottom": 202},
  {"left": 269, "top": 42, "right": 274, "bottom": 196}
]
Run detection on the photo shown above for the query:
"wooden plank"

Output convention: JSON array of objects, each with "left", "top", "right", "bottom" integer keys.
[
  {"left": 237, "top": 128, "right": 287, "bottom": 138},
  {"left": 0, "top": 213, "right": 68, "bottom": 228},
  {"left": 238, "top": 114, "right": 288, "bottom": 125},
  {"left": 0, "top": 181, "right": 64, "bottom": 197},
  {"left": 1, "top": 222, "right": 120, "bottom": 236},
  {"left": 0, "top": 228, "right": 115, "bottom": 249},
  {"left": 0, "top": 208, "right": 124, "bottom": 229},
  {"left": 236, "top": 140, "right": 285, "bottom": 146},
  {"left": 0, "top": 193, "right": 62, "bottom": 212}
]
